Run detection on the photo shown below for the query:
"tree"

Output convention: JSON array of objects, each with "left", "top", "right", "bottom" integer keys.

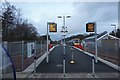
[
  {"left": 116, "top": 29, "right": 120, "bottom": 38},
  {"left": 10, "top": 20, "right": 38, "bottom": 41},
  {"left": 110, "top": 29, "right": 120, "bottom": 38},
  {"left": 2, "top": 1, "right": 17, "bottom": 40},
  {"left": 1, "top": 1, "right": 39, "bottom": 41}
]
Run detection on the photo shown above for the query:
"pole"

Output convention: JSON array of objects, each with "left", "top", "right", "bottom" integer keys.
[
  {"left": 41, "top": 40, "right": 42, "bottom": 53},
  {"left": 0, "top": 18, "right": 2, "bottom": 79},
  {"left": 62, "top": 16, "right": 65, "bottom": 76},
  {"left": 111, "top": 24, "right": 117, "bottom": 51},
  {"left": 95, "top": 22, "right": 98, "bottom": 63},
  {"left": 34, "top": 41, "right": 36, "bottom": 76},
  {"left": 58, "top": 16, "right": 70, "bottom": 76},
  {"left": 115, "top": 25, "right": 117, "bottom": 51},
  {"left": 63, "top": 35, "right": 65, "bottom": 55},
  {"left": 21, "top": 40, "right": 24, "bottom": 71},
  {"left": 61, "top": 35, "right": 62, "bottom": 45},
  {"left": 63, "top": 35, "right": 65, "bottom": 76},
  {"left": 107, "top": 36, "right": 108, "bottom": 60},
  {"left": 72, "top": 50, "right": 73, "bottom": 61},
  {"left": 115, "top": 25, "right": 116, "bottom": 38},
  {"left": 63, "top": 16, "right": 65, "bottom": 29},
  {"left": 63, "top": 58, "right": 65, "bottom": 76},
  {"left": 46, "top": 22, "right": 49, "bottom": 63},
  {"left": 92, "top": 56, "right": 95, "bottom": 77},
  {"left": 0, "top": 44, "right": 2, "bottom": 80}
]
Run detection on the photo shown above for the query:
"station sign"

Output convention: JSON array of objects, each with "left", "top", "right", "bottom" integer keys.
[
  {"left": 27, "top": 42, "right": 34, "bottom": 58},
  {"left": 86, "top": 23, "right": 95, "bottom": 32},
  {"left": 49, "top": 23, "right": 57, "bottom": 32}
]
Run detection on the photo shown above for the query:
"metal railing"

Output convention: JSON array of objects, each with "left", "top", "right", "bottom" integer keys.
[
  {"left": 1, "top": 42, "right": 16, "bottom": 79},
  {"left": 2, "top": 40, "right": 47, "bottom": 72},
  {"left": 84, "top": 34, "right": 120, "bottom": 66}
]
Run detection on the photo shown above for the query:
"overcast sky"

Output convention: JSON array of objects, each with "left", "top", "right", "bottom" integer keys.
[{"left": 0, "top": 0, "right": 119, "bottom": 40}]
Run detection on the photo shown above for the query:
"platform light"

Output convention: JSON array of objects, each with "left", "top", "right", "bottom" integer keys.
[{"left": 70, "top": 60, "right": 75, "bottom": 64}]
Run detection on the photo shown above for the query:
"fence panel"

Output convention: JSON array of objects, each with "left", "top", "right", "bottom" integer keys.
[
  {"left": 98, "top": 37, "right": 119, "bottom": 65},
  {"left": 2, "top": 42, "right": 16, "bottom": 79},
  {"left": 2, "top": 41, "right": 47, "bottom": 72},
  {"left": 84, "top": 36, "right": 119, "bottom": 66}
]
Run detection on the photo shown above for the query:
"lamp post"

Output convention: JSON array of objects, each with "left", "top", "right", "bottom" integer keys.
[
  {"left": 111, "top": 24, "right": 117, "bottom": 50},
  {"left": 57, "top": 15, "right": 71, "bottom": 76},
  {"left": 94, "top": 22, "right": 98, "bottom": 63},
  {"left": 46, "top": 22, "right": 49, "bottom": 63},
  {"left": 111, "top": 24, "right": 117, "bottom": 38},
  {"left": 0, "top": 17, "right": 2, "bottom": 43},
  {"left": 0, "top": 15, "right": 2, "bottom": 80}
]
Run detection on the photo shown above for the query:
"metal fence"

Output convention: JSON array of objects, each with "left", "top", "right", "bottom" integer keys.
[
  {"left": 1, "top": 40, "right": 47, "bottom": 77},
  {"left": 1, "top": 42, "right": 15, "bottom": 79},
  {"left": 84, "top": 35, "right": 120, "bottom": 66}
]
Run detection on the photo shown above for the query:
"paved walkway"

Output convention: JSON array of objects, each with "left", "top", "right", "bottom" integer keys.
[
  {"left": 15, "top": 45, "right": 119, "bottom": 79},
  {"left": 16, "top": 72, "right": 119, "bottom": 79},
  {"left": 36, "top": 45, "right": 118, "bottom": 73}
]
